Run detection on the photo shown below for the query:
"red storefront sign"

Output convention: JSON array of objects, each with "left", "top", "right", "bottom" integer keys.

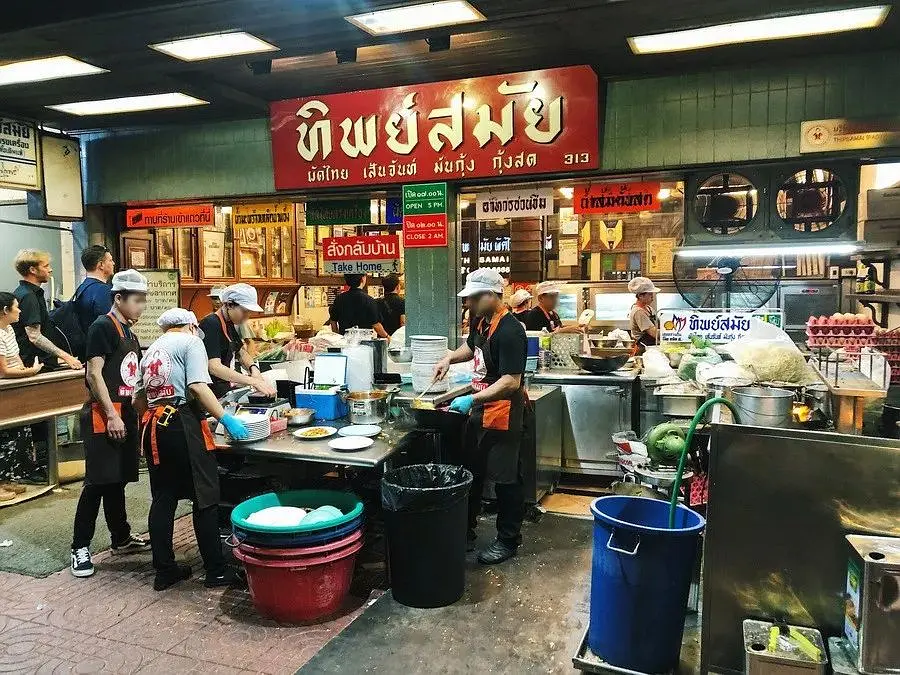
[
  {"left": 270, "top": 65, "right": 599, "bottom": 190},
  {"left": 322, "top": 234, "right": 401, "bottom": 273},
  {"left": 403, "top": 214, "right": 448, "bottom": 248},
  {"left": 125, "top": 204, "right": 214, "bottom": 228},
  {"left": 573, "top": 182, "right": 661, "bottom": 215}
]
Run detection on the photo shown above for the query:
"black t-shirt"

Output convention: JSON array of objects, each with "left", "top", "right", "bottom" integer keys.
[
  {"left": 512, "top": 309, "right": 529, "bottom": 324},
  {"left": 329, "top": 288, "right": 380, "bottom": 334},
  {"left": 13, "top": 280, "right": 50, "bottom": 365},
  {"left": 378, "top": 292, "right": 406, "bottom": 335},
  {"left": 466, "top": 312, "right": 526, "bottom": 377},
  {"left": 199, "top": 312, "right": 241, "bottom": 366},
  {"left": 85, "top": 316, "right": 133, "bottom": 361},
  {"left": 524, "top": 306, "right": 562, "bottom": 332}
]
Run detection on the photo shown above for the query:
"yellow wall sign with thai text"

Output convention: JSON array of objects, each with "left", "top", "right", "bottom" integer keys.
[{"left": 233, "top": 202, "right": 295, "bottom": 228}]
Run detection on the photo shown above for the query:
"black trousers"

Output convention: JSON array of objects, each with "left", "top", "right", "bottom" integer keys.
[
  {"left": 467, "top": 430, "right": 525, "bottom": 547},
  {"left": 147, "top": 481, "right": 223, "bottom": 575},
  {"left": 71, "top": 482, "right": 130, "bottom": 550}
]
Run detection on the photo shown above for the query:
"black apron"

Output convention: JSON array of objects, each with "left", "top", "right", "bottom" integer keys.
[
  {"left": 142, "top": 400, "right": 220, "bottom": 510},
  {"left": 80, "top": 313, "right": 141, "bottom": 486},
  {"left": 632, "top": 304, "right": 658, "bottom": 355},
  {"left": 463, "top": 308, "right": 528, "bottom": 484},
  {"left": 210, "top": 310, "right": 244, "bottom": 398}
]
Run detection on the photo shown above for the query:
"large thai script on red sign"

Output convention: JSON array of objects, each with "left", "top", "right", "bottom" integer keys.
[{"left": 270, "top": 66, "right": 599, "bottom": 189}]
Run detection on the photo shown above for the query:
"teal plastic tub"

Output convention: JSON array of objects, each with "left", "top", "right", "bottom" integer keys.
[{"left": 230, "top": 490, "right": 363, "bottom": 534}]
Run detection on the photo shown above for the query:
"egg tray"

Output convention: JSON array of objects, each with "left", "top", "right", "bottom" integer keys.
[
  {"left": 805, "top": 325, "right": 875, "bottom": 336},
  {"left": 806, "top": 338, "right": 872, "bottom": 350}
]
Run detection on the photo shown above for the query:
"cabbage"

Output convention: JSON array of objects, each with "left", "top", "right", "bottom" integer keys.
[{"left": 677, "top": 347, "right": 722, "bottom": 380}]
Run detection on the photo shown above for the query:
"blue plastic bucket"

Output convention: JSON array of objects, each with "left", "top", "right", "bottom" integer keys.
[{"left": 589, "top": 496, "right": 705, "bottom": 673}]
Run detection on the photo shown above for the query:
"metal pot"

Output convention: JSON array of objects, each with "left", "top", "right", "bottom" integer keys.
[
  {"left": 343, "top": 389, "right": 396, "bottom": 424},
  {"left": 730, "top": 386, "right": 794, "bottom": 428}
]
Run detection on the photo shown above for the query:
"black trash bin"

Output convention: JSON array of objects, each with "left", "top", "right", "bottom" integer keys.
[{"left": 382, "top": 463, "right": 473, "bottom": 608}]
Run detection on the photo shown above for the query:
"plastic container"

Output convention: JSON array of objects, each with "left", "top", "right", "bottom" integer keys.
[
  {"left": 382, "top": 464, "right": 473, "bottom": 608},
  {"left": 294, "top": 389, "right": 348, "bottom": 421},
  {"left": 588, "top": 496, "right": 706, "bottom": 673},
  {"left": 233, "top": 530, "right": 363, "bottom": 622},
  {"left": 232, "top": 514, "right": 363, "bottom": 548},
  {"left": 231, "top": 490, "right": 363, "bottom": 535}
]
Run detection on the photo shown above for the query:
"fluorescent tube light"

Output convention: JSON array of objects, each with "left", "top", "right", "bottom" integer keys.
[
  {"left": 346, "top": 1, "right": 485, "bottom": 35},
  {"left": 150, "top": 31, "right": 278, "bottom": 61},
  {"left": 675, "top": 243, "right": 860, "bottom": 258},
  {"left": 628, "top": 5, "right": 890, "bottom": 54},
  {"left": 0, "top": 55, "right": 107, "bottom": 86},
  {"left": 47, "top": 93, "right": 208, "bottom": 116}
]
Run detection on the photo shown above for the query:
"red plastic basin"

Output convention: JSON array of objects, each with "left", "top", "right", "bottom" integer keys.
[
  {"left": 233, "top": 532, "right": 363, "bottom": 623},
  {"left": 237, "top": 527, "right": 362, "bottom": 560}
]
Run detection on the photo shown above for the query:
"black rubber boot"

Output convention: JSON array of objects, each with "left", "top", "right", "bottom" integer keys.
[{"left": 476, "top": 539, "right": 518, "bottom": 565}]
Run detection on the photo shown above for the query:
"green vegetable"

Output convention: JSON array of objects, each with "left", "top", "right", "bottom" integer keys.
[{"left": 689, "top": 335, "right": 712, "bottom": 349}]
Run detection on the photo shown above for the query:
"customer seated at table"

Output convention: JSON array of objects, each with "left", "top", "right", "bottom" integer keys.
[
  {"left": 329, "top": 273, "right": 389, "bottom": 338},
  {"left": 0, "top": 292, "right": 44, "bottom": 379},
  {"left": 12, "top": 249, "right": 82, "bottom": 371}
]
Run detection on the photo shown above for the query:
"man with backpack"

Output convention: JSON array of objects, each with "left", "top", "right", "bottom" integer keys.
[
  {"left": 12, "top": 249, "right": 82, "bottom": 371},
  {"left": 74, "top": 245, "right": 115, "bottom": 336}
]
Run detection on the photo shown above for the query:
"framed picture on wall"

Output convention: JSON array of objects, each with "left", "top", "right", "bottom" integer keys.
[{"left": 124, "top": 238, "right": 152, "bottom": 269}]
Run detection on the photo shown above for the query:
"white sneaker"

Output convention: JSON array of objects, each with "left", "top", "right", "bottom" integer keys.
[{"left": 71, "top": 547, "right": 94, "bottom": 578}]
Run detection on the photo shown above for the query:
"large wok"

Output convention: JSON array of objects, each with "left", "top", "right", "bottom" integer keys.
[{"left": 572, "top": 353, "right": 630, "bottom": 374}]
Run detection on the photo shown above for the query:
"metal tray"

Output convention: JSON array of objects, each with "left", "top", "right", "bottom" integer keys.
[{"left": 573, "top": 626, "right": 673, "bottom": 674}]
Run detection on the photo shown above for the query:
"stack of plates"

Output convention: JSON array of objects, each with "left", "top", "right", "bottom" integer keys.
[
  {"left": 231, "top": 413, "right": 271, "bottom": 443},
  {"left": 410, "top": 335, "right": 450, "bottom": 393}
]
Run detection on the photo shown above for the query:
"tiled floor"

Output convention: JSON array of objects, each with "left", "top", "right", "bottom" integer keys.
[{"left": 0, "top": 517, "right": 375, "bottom": 674}]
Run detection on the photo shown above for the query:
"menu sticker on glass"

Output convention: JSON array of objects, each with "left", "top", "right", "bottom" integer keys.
[{"left": 402, "top": 182, "right": 448, "bottom": 248}]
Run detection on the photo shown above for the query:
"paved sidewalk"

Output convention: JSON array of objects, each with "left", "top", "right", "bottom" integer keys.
[{"left": 0, "top": 516, "right": 374, "bottom": 674}]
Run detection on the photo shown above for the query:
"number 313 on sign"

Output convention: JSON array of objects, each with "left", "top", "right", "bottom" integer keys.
[{"left": 564, "top": 152, "right": 592, "bottom": 165}]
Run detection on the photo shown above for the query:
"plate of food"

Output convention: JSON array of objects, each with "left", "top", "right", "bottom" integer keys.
[
  {"left": 293, "top": 426, "right": 337, "bottom": 440},
  {"left": 328, "top": 436, "right": 374, "bottom": 452}
]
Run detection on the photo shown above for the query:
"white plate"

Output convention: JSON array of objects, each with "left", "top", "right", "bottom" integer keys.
[
  {"left": 328, "top": 436, "right": 374, "bottom": 452},
  {"left": 293, "top": 426, "right": 337, "bottom": 440},
  {"left": 338, "top": 424, "right": 382, "bottom": 438}
]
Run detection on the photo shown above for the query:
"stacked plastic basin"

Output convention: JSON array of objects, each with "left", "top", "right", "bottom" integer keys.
[{"left": 230, "top": 489, "right": 364, "bottom": 623}]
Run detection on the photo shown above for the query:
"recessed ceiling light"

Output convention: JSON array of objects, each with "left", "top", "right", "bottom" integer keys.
[
  {"left": 149, "top": 31, "right": 279, "bottom": 61},
  {"left": 628, "top": 5, "right": 890, "bottom": 54},
  {"left": 0, "top": 55, "right": 107, "bottom": 86},
  {"left": 345, "top": 1, "right": 485, "bottom": 36},
  {"left": 47, "top": 93, "right": 208, "bottom": 116}
]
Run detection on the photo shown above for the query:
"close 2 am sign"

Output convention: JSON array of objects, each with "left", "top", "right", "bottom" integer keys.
[{"left": 270, "top": 66, "right": 599, "bottom": 190}]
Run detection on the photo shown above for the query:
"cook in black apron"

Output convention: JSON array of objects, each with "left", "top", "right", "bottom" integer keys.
[
  {"left": 205, "top": 309, "right": 247, "bottom": 398},
  {"left": 71, "top": 311, "right": 149, "bottom": 577},
  {"left": 461, "top": 307, "right": 531, "bottom": 564},
  {"left": 139, "top": 312, "right": 249, "bottom": 591}
]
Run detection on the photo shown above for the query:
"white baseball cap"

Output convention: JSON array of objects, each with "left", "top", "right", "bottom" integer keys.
[
  {"left": 157, "top": 308, "right": 204, "bottom": 338},
  {"left": 458, "top": 269, "right": 505, "bottom": 297},
  {"left": 221, "top": 283, "right": 264, "bottom": 312},
  {"left": 627, "top": 276, "right": 662, "bottom": 294},
  {"left": 208, "top": 285, "right": 226, "bottom": 299},
  {"left": 534, "top": 281, "right": 562, "bottom": 297},
  {"left": 509, "top": 288, "right": 532, "bottom": 308},
  {"left": 111, "top": 269, "right": 148, "bottom": 293}
]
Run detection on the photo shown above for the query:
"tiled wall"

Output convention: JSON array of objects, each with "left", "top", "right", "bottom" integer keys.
[
  {"left": 82, "top": 119, "right": 274, "bottom": 204},
  {"left": 602, "top": 50, "right": 900, "bottom": 171}
]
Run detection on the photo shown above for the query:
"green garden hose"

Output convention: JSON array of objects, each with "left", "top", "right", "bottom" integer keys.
[{"left": 667, "top": 396, "right": 740, "bottom": 529}]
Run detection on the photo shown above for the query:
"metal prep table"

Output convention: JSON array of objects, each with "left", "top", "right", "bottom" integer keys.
[{"left": 530, "top": 369, "right": 639, "bottom": 477}]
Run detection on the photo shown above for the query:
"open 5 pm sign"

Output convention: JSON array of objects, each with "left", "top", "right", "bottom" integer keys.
[{"left": 402, "top": 182, "right": 448, "bottom": 248}]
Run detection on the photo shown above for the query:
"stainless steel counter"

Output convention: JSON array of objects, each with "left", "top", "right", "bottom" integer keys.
[
  {"left": 215, "top": 419, "right": 405, "bottom": 468},
  {"left": 528, "top": 368, "right": 639, "bottom": 477}
]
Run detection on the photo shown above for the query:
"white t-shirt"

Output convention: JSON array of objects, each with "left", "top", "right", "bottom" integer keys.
[
  {"left": 140, "top": 331, "right": 212, "bottom": 405},
  {"left": 0, "top": 325, "right": 24, "bottom": 371}
]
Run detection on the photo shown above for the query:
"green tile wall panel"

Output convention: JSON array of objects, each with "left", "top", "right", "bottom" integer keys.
[
  {"left": 83, "top": 119, "right": 274, "bottom": 204},
  {"left": 601, "top": 50, "right": 900, "bottom": 171}
]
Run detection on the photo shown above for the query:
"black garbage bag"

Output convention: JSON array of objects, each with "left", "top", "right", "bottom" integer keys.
[{"left": 381, "top": 463, "right": 473, "bottom": 512}]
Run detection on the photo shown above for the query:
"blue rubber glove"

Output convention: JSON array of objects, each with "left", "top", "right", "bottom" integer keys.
[
  {"left": 449, "top": 394, "right": 475, "bottom": 414},
  {"left": 221, "top": 413, "right": 249, "bottom": 440}
]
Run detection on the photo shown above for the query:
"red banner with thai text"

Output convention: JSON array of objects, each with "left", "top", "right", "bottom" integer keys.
[
  {"left": 322, "top": 235, "right": 400, "bottom": 261},
  {"left": 125, "top": 204, "right": 214, "bottom": 228},
  {"left": 573, "top": 182, "right": 661, "bottom": 215},
  {"left": 270, "top": 66, "right": 599, "bottom": 190}
]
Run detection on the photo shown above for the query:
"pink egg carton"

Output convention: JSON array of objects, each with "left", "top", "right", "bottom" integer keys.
[
  {"left": 806, "top": 326, "right": 876, "bottom": 337},
  {"left": 806, "top": 316, "right": 874, "bottom": 328},
  {"left": 806, "top": 336, "right": 872, "bottom": 349}
]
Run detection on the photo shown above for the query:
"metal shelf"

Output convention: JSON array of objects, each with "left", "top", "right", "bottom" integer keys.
[{"left": 847, "top": 292, "right": 900, "bottom": 304}]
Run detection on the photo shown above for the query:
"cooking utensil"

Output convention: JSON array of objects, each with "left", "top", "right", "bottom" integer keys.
[
  {"left": 571, "top": 353, "right": 630, "bottom": 374},
  {"left": 343, "top": 389, "right": 395, "bottom": 424},
  {"left": 328, "top": 436, "right": 374, "bottom": 451},
  {"left": 285, "top": 408, "right": 315, "bottom": 426},
  {"left": 293, "top": 426, "right": 337, "bottom": 440},
  {"left": 412, "top": 377, "right": 440, "bottom": 409},
  {"left": 410, "top": 405, "right": 466, "bottom": 431},
  {"left": 338, "top": 424, "right": 382, "bottom": 438}
]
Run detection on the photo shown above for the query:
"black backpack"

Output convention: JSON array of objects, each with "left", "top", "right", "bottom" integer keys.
[{"left": 48, "top": 279, "right": 100, "bottom": 361}]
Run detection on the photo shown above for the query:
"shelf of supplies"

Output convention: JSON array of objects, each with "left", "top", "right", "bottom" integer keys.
[
  {"left": 847, "top": 292, "right": 900, "bottom": 304},
  {"left": 851, "top": 247, "right": 900, "bottom": 262}
]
